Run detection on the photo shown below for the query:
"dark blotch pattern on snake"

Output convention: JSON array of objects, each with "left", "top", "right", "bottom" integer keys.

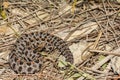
[{"left": 8, "top": 31, "right": 74, "bottom": 74}]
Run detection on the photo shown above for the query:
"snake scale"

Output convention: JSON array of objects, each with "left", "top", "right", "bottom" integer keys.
[{"left": 8, "top": 31, "right": 74, "bottom": 74}]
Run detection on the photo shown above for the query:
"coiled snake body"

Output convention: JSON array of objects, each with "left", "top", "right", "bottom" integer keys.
[{"left": 9, "top": 31, "right": 74, "bottom": 74}]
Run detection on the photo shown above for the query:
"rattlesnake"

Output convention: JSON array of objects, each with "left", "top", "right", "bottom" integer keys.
[{"left": 8, "top": 31, "right": 74, "bottom": 74}]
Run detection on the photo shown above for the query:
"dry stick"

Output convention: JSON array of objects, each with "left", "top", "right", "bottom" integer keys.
[
  {"left": 85, "top": 67, "right": 105, "bottom": 74},
  {"left": 89, "top": 49, "right": 120, "bottom": 56},
  {"left": 91, "top": 47, "right": 120, "bottom": 70},
  {"left": 107, "top": 1, "right": 119, "bottom": 47},
  {"left": 2, "top": 2, "right": 120, "bottom": 28},
  {"left": 105, "top": 3, "right": 119, "bottom": 47},
  {"left": 107, "top": 0, "right": 118, "bottom": 26},
  {"left": 66, "top": 63, "right": 96, "bottom": 80},
  {"left": 68, "top": 20, "right": 107, "bottom": 44},
  {"left": 77, "top": 31, "right": 102, "bottom": 68},
  {"left": 102, "top": 0, "right": 109, "bottom": 41},
  {"left": 1, "top": 3, "right": 72, "bottom": 27},
  {"left": 65, "top": 10, "right": 119, "bottom": 41},
  {"left": 87, "top": 8, "right": 118, "bottom": 73},
  {"left": 103, "top": 61, "right": 112, "bottom": 73},
  {"left": 107, "top": 75, "right": 120, "bottom": 80},
  {"left": 92, "top": 55, "right": 114, "bottom": 70},
  {"left": 10, "top": 2, "right": 32, "bottom": 5},
  {"left": 109, "top": 29, "right": 119, "bottom": 47},
  {"left": 64, "top": 7, "right": 99, "bottom": 41},
  {"left": 1, "top": 5, "right": 117, "bottom": 35},
  {"left": 64, "top": 18, "right": 93, "bottom": 41},
  {"left": 107, "top": 0, "right": 117, "bottom": 23},
  {"left": 26, "top": 7, "right": 115, "bottom": 41},
  {"left": 82, "top": 31, "right": 102, "bottom": 60},
  {"left": 0, "top": 8, "right": 44, "bottom": 26},
  {"left": 47, "top": 0, "right": 58, "bottom": 8},
  {"left": 0, "top": 44, "right": 13, "bottom": 50},
  {"left": 89, "top": 11, "right": 107, "bottom": 43},
  {"left": 99, "top": 32, "right": 120, "bottom": 46},
  {"left": 107, "top": 0, "right": 116, "bottom": 12},
  {"left": 93, "top": 31, "right": 102, "bottom": 49},
  {"left": 109, "top": 10, "right": 120, "bottom": 47},
  {"left": 27, "top": 8, "right": 72, "bottom": 30}
]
